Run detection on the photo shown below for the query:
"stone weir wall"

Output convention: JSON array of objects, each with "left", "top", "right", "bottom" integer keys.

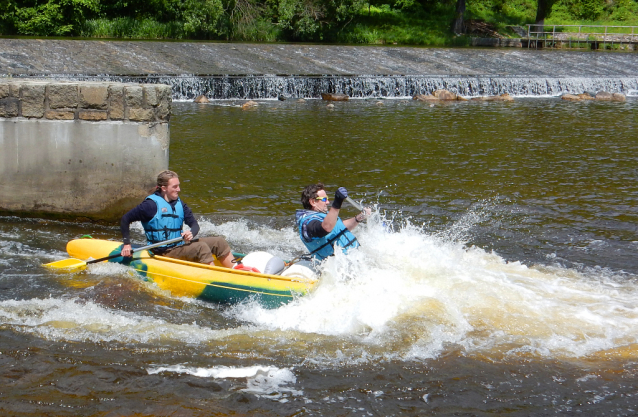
[{"left": 0, "top": 80, "right": 171, "bottom": 221}]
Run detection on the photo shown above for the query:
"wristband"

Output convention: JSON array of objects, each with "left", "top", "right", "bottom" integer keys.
[{"left": 355, "top": 214, "right": 362, "bottom": 223}]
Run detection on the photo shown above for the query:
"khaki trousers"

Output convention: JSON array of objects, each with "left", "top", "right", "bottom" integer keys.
[{"left": 160, "top": 237, "right": 231, "bottom": 265}]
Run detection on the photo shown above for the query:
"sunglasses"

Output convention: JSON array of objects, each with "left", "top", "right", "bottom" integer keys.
[{"left": 314, "top": 197, "right": 329, "bottom": 203}]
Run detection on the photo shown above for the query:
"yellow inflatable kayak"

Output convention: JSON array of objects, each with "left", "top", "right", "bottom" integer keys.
[{"left": 65, "top": 238, "right": 318, "bottom": 308}]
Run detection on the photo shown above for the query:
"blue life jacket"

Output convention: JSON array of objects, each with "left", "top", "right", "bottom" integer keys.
[
  {"left": 141, "top": 194, "right": 185, "bottom": 249},
  {"left": 296, "top": 210, "right": 359, "bottom": 261}
]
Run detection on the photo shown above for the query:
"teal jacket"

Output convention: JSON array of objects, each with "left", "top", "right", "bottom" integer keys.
[
  {"left": 296, "top": 209, "right": 359, "bottom": 261},
  {"left": 141, "top": 194, "right": 185, "bottom": 248}
]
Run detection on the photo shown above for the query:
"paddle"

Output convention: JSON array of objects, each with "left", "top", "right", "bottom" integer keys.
[
  {"left": 44, "top": 236, "right": 184, "bottom": 271},
  {"left": 345, "top": 196, "right": 363, "bottom": 211}
]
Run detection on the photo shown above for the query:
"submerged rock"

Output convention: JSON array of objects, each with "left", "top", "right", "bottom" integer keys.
[
  {"left": 321, "top": 93, "right": 349, "bottom": 101},
  {"left": 561, "top": 94, "right": 581, "bottom": 101},
  {"left": 561, "top": 93, "right": 596, "bottom": 101},
  {"left": 194, "top": 95, "right": 209, "bottom": 103},
  {"left": 242, "top": 100, "right": 258, "bottom": 109},
  {"left": 413, "top": 94, "right": 439, "bottom": 102},
  {"left": 471, "top": 93, "right": 514, "bottom": 102},
  {"left": 595, "top": 91, "right": 626, "bottom": 102},
  {"left": 596, "top": 91, "right": 614, "bottom": 101},
  {"left": 433, "top": 89, "right": 457, "bottom": 100},
  {"left": 612, "top": 93, "right": 626, "bottom": 102}
]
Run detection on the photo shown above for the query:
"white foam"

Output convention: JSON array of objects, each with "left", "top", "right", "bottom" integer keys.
[
  {"left": 147, "top": 365, "right": 301, "bottom": 398},
  {"left": 224, "top": 212, "right": 638, "bottom": 362},
  {"left": 0, "top": 297, "right": 250, "bottom": 344}
]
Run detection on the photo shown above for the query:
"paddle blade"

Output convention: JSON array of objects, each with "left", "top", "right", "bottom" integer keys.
[{"left": 43, "top": 258, "right": 88, "bottom": 271}]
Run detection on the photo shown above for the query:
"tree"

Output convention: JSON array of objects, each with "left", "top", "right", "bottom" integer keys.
[
  {"left": 451, "top": 0, "right": 465, "bottom": 35},
  {"left": 533, "top": 0, "right": 557, "bottom": 34}
]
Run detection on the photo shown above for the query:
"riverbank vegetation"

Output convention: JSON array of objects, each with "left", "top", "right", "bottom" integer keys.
[{"left": 1, "top": 0, "right": 637, "bottom": 45}]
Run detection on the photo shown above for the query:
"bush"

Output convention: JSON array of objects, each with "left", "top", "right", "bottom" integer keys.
[
  {"left": 564, "top": 0, "right": 604, "bottom": 20},
  {"left": 11, "top": 0, "right": 99, "bottom": 36},
  {"left": 80, "top": 17, "right": 186, "bottom": 38}
]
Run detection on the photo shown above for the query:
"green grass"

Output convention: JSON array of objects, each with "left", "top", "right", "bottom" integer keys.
[
  {"left": 80, "top": 18, "right": 187, "bottom": 39},
  {"left": 73, "top": 0, "right": 638, "bottom": 45},
  {"left": 337, "top": 3, "right": 468, "bottom": 46}
]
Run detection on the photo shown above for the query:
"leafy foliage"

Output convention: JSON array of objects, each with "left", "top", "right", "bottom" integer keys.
[
  {"left": 6, "top": 0, "right": 99, "bottom": 35},
  {"left": 564, "top": 0, "right": 604, "bottom": 20},
  {"left": 1, "top": 0, "right": 637, "bottom": 42}
]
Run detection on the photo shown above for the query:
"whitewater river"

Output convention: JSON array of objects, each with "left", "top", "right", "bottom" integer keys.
[{"left": 2, "top": 97, "right": 638, "bottom": 415}]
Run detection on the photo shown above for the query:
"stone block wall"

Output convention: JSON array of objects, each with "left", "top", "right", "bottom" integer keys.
[
  {"left": 0, "top": 80, "right": 171, "bottom": 123},
  {"left": 0, "top": 79, "right": 171, "bottom": 222}
]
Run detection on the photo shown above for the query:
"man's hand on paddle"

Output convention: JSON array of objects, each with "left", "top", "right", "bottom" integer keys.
[{"left": 181, "top": 230, "right": 194, "bottom": 242}]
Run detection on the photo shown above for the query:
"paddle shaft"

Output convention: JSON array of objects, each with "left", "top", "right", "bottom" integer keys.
[
  {"left": 86, "top": 236, "right": 184, "bottom": 265},
  {"left": 345, "top": 196, "right": 363, "bottom": 211}
]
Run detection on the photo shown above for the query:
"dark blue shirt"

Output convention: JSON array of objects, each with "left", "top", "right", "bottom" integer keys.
[{"left": 120, "top": 191, "right": 199, "bottom": 245}]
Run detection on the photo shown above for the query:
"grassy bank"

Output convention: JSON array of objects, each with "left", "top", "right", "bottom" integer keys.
[{"left": 4, "top": 0, "right": 638, "bottom": 45}]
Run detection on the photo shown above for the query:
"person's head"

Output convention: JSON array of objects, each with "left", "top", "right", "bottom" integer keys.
[
  {"left": 301, "top": 183, "right": 329, "bottom": 213},
  {"left": 156, "top": 170, "right": 180, "bottom": 202}
]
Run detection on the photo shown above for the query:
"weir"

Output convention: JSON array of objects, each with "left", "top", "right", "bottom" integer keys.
[
  {"left": 2, "top": 40, "right": 638, "bottom": 100},
  {"left": 11, "top": 74, "right": 638, "bottom": 100}
]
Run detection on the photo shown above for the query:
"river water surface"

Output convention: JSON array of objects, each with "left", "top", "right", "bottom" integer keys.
[{"left": 2, "top": 97, "right": 638, "bottom": 415}]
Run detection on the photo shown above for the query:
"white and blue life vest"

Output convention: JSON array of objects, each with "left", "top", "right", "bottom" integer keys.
[
  {"left": 141, "top": 194, "right": 185, "bottom": 249},
  {"left": 296, "top": 210, "right": 359, "bottom": 261}
]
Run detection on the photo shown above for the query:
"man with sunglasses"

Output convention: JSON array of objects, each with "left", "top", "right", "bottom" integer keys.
[{"left": 296, "top": 183, "right": 371, "bottom": 261}]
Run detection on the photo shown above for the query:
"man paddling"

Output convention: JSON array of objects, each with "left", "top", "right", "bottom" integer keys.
[
  {"left": 296, "top": 183, "right": 371, "bottom": 261},
  {"left": 120, "top": 170, "right": 234, "bottom": 268}
]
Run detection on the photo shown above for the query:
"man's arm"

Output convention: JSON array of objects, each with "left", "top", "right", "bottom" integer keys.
[
  {"left": 120, "top": 199, "right": 156, "bottom": 256},
  {"left": 342, "top": 208, "right": 372, "bottom": 231},
  {"left": 182, "top": 202, "right": 199, "bottom": 240},
  {"left": 320, "top": 186, "right": 348, "bottom": 233}
]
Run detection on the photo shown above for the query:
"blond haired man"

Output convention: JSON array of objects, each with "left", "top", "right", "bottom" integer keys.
[{"left": 120, "top": 170, "right": 233, "bottom": 268}]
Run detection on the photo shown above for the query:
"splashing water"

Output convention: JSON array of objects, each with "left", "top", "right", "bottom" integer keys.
[
  {"left": 222, "top": 208, "right": 638, "bottom": 364},
  {"left": 147, "top": 365, "right": 301, "bottom": 399},
  {"left": 4, "top": 203, "right": 638, "bottom": 366}
]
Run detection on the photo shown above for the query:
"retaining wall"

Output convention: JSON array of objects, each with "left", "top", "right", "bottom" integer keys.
[{"left": 0, "top": 79, "right": 171, "bottom": 221}]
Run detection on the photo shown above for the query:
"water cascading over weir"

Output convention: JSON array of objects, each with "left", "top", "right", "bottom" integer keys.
[
  {"left": 14, "top": 74, "right": 638, "bottom": 101},
  {"left": 1, "top": 40, "right": 637, "bottom": 100}
]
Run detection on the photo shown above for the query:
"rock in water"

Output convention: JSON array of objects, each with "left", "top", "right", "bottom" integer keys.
[
  {"left": 595, "top": 91, "right": 613, "bottom": 101},
  {"left": 242, "top": 100, "right": 258, "bottom": 109},
  {"left": 321, "top": 93, "right": 349, "bottom": 101},
  {"left": 433, "top": 89, "right": 457, "bottom": 100},
  {"left": 561, "top": 94, "right": 581, "bottom": 101},
  {"left": 413, "top": 94, "right": 439, "bottom": 102},
  {"left": 612, "top": 93, "right": 626, "bottom": 102}
]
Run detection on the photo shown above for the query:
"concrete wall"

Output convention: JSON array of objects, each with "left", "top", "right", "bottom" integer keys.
[{"left": 0, "top": 79, "right": 171, "bottom": 221}]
